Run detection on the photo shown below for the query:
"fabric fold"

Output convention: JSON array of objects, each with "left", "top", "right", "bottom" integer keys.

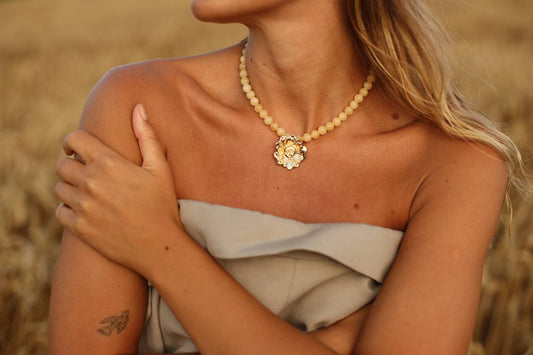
[
  {"left": 179, "top": 199, "right": 403, "bottom": 282},
  {"left": 138, "top": 199, "right": 404, "bottom": 354}
]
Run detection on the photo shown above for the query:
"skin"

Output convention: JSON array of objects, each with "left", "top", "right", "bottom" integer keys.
[{"left": 49, "top": 0, "right": 509, "bottom": 354}]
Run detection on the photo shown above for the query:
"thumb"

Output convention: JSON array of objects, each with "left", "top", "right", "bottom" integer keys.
[{"left": 132, "top": 104, "right": 166, "bottom": 171}]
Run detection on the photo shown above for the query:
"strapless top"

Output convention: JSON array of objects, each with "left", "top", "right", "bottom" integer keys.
[{"left": 138, "top": 199, "right": 404, "bottom": 354}]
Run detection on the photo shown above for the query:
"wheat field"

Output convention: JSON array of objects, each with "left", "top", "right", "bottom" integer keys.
[{"left": 0, "top": 0, "right": 531, "bottom": 354}]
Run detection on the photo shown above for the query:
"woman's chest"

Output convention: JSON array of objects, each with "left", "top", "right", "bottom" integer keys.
[{"left": 163, "top": 118, "right": 429, "bottom": 231}]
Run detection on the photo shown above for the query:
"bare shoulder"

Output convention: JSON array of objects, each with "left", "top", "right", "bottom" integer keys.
[
  {"left": 423, "top": 121, "right": 507, "bottom": 171},
  {"left": 355, "top": 120, "right": 510, "bottom": 354},
  {"left": 91, "top": 43, "right": 241, "bottom": 104},
  {"left": 78, "top": 44, "right": 241, "bottom": 163},
  {"left": 407, "top": 119, "right": 508, "bottom": 242},
  {"left": 416, "top": 120, "right": 508, "bottom": 195},
  {"left": 400, "top": 117, "right": 507, "bottom": 173},
  {"left": 380, "top": 115, "right": 508, "bottom": 216}
]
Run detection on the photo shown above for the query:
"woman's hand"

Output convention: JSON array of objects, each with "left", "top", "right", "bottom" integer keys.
[{"left": 54, "top": 104, "right": 181, "bottom": 276}]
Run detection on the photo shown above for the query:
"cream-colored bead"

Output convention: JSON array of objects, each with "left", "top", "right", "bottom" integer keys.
[
  {"left": 344, "top": 106, "right": 353, "bottom": 115},
  {"left": 263, "top": 116, "right": 273, "bottom": 125},
  {"left": 239, "top": 42, "right": 375, "bottom": 152}
]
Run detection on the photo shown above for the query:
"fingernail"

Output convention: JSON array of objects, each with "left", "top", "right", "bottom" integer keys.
[{"left": 139, "top": 104, "right": 148, "bottom": 120}]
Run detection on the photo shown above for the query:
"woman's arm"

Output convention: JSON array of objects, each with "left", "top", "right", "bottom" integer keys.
[
  {"left": 57, "top": 104, "right": 508, "bottom": 354},
  {"left": 146, "top": 306, "right": 370, "bottom": 355},
  {"left": 49, "top": 69, "right": 148, "bottom": 355},
  {"left": 353, "top": 141, "right": 508, "bottom": 354}
]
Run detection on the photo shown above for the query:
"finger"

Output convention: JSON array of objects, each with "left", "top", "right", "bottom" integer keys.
[
  {"left": 55, "top": 202, "right": 77, "bottom": 234},
  {"left": 132, "top": 104, "right": 166, "bottom": 171},
  {"left": 56, "top": 157, "right": 85, "bottom": 186},
  {"left": 63, "top": 130, "right": 107, "bottom": 164},
  {"left": 55, "top": 181, "right": 81, "bottom": 210}
]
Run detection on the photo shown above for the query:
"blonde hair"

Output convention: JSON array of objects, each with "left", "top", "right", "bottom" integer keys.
[{"left": 344, "top": 0, "right": 529, "bottom": 224}]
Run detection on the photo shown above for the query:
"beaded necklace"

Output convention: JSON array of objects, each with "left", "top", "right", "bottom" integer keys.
[{"left": 239, "top": 42, "right": 375, "bottom": 170}]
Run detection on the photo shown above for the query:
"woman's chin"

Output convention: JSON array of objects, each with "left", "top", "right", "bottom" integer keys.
[
  {"left": 190, "top": 0, "right": 284, "bottom": 24},
  {"left": 190, "top": 0, "right": 242, "bottom": 23}
]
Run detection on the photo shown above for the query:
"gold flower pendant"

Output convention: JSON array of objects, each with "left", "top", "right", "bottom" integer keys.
[{"left": 274, "top": 135, "right": 307, "bottom": 170}]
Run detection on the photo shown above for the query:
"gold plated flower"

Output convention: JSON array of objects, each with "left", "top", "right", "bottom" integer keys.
[{"left": 274, "top": 135, "right": 307, "bottom": 170}]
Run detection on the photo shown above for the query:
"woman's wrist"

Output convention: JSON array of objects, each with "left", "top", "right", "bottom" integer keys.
[{"left": 142, "top": 221, "right": 201, "bottom": 287}]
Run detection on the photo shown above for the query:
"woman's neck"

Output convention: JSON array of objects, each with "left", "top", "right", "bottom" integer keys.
[{"left": 241, "top": 1, "right": 368, "bottom": 135}]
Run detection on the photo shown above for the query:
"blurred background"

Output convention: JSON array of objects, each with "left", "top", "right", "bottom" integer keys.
[{"left": 0, "top": 0, "right": 531, "bottom": 354}]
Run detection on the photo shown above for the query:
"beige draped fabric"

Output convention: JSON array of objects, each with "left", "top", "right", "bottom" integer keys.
[{"left": 138, "top": 199, "right": 404, "bottom": 354}]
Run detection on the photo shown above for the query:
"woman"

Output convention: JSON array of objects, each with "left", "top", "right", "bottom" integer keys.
[{"left": 49, "top": 0, "right": 526, "bottom": 354}]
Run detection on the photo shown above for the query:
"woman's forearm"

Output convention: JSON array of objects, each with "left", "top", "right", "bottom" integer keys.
[{"left": 146, "top": 226, "right": 341, "bottom": 355}]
